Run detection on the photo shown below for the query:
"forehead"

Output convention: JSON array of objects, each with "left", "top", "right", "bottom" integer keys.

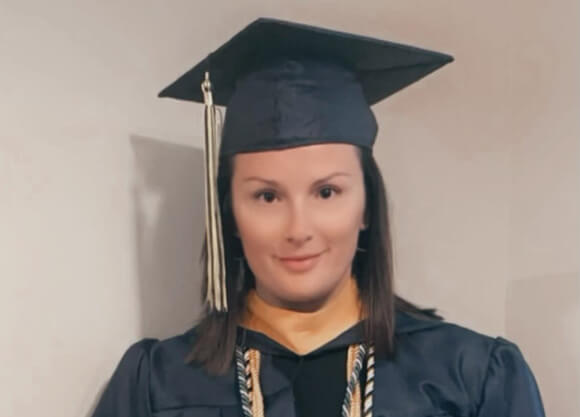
[{"left": 231, "top": 143, "right": 361, "bottom": 176}]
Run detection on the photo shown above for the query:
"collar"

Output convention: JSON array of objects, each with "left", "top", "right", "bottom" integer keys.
[
  {"left": 239, "top": 276, "right": 363, "bottom": 356},
  {"left": 236, "top": 309, "right": 446, "bottom": 358}
]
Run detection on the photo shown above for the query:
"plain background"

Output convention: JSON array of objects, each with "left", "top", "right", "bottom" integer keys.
[{"left": 1, "top": 1, "right": 578, "bottom": 416}]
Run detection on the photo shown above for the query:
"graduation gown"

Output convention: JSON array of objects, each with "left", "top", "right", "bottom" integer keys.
[{"left": 91, "top": 311, "right": 545, "bottom": 417}]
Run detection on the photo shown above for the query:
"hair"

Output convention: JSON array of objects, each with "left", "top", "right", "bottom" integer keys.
[{"left": 187, "top": 145, "right": 442, "bottom": 374}]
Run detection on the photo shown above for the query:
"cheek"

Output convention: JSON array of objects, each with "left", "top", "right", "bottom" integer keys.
[
  {"left": 315, "top": 198, "right": 363, "bottom": 253},
  {"left": 232, "top": 201, "right": 280, "bottom": 257}
]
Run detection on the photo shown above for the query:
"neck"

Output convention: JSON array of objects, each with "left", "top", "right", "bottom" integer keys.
[{"left": 240, "top": 276, "right": 363, "bottom": 355}]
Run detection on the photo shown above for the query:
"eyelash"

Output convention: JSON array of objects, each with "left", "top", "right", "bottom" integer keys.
[{"left": 253, "top": 185, "right": 341, "bottom": 203}]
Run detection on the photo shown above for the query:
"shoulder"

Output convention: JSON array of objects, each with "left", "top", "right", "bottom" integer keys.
[
  {"left": 102, "top": 327, "right": 197, "bottom": 394},
  {"left": 114, "top": 326, "right": 197, "bottom": 371},
  {"left": 395, "top": 309, "right": 516, "bottom": 359},
  {"left": 395, "top": 310, "right": 528, "bottom": 370},
  {"left": 116, "top": 326, "right": 207, "bottom": 387},
  {"left": 93, "top": 327, "right": 214, "bottom": 416},
  {"left": 392, "top": 311, "right": 533, "bottom": 404},
  {"left": 113, "top": 326, "right": 238, "bottom": 408},
  {"left": 372, "top": 312, "right": 545, "bottom": 415}
]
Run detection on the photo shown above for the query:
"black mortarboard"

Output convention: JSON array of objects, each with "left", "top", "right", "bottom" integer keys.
[{"left": 158, "top": 17, "right": 453, "bottom": 311}]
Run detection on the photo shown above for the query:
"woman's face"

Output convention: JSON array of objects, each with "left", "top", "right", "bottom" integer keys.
[{"left": 230, "top": 143, "right": 366, "bottom": 310}]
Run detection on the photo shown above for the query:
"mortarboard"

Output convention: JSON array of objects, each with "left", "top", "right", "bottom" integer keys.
[{"left": 158, "top": 17, "right": 453, "bottom": 312}]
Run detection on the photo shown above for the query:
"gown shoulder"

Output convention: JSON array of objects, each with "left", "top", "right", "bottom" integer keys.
[
  {"left": 91, "top": 338, "right": 159, "bottom": 417},
  {"left": 390, "top": 311, "right": 546, "bottom": 416},
  {"left": 91, "top": 327, "right": 240, "bottom": 417}
]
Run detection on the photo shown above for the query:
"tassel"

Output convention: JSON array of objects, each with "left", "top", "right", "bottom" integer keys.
[{"left": 201, "top": 72, "right": 227, "bottom": 311}]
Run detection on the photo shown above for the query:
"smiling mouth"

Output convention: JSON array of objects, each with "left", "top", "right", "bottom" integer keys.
[
  {"left": 278, "top": 253, "right": 321, "bottom": 262},
  {"left": 277, "top": 252, "right": 324, "bottom": 273}
]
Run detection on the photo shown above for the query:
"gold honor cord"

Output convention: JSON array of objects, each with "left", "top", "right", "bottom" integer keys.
[
  {"left": 201, "top": 72, "right": 227, "bottom": 311},
  {"left": 346, "top": 345, "right": 362, "bottom": 417}
]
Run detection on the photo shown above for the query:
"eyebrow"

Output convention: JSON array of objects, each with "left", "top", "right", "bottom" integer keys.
[{"left": 243, "top": 171, "right": 352, "bottom": 186}]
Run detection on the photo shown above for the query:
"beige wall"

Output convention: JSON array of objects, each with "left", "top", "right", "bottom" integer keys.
[
  {"left": 505, "top": 1, "right": 580, "bottom": 414},
  {"left": 1, "top": 1, "right": 578, "bottom": 416}
]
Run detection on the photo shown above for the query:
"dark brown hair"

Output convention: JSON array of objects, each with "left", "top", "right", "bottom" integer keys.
[{"left": 187, "top": 145, "right": 441, "bottom": 374}]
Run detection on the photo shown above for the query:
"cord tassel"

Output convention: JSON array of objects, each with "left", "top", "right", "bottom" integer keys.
[{"left": 201, "top": 72, "right": 227, "bottom": 311}]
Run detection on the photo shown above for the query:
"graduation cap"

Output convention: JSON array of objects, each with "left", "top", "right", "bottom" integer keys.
[{"left": 158, "top": 17, "right": 453, "bottom": 312}]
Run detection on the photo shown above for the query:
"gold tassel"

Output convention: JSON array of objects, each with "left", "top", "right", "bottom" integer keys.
[{"left": 201, "top": 72, "right": 227, "bottom": 311}]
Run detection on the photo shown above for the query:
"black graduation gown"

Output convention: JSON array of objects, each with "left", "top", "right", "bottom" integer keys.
[{"left": 91, "top": 311, "right": 545, "bottom": 417}]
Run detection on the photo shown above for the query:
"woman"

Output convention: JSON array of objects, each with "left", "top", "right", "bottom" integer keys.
[{"left": 92, "top": 18, "right": 545, "bottom": 417}]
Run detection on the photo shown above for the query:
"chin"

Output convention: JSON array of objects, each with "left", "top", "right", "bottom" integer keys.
[{"left": 274, "top": 280, "right": 337, "bottom": 309}]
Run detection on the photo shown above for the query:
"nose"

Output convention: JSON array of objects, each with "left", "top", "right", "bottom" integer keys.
[{"left": 284, "top": 202, "right": 313, "bottom": 246}]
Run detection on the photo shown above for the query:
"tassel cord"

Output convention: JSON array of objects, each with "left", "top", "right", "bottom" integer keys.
[
  {"left": 235, "top": 344, "right": 375, "bottom": 417},
  {"left": 201, "top": 72, "right": 227, "bottom": 311}
]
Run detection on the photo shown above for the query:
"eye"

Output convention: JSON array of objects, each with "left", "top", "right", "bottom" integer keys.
[
  {"left": 254, "top": 190, "right": 278, "bottom": 203},
  {"left": 318, "top": 185, "right": 340, "bottom": 199}
]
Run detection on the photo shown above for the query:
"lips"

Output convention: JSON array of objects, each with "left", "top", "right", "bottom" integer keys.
[
  {"left": 277, "top": 252, "right": 323, "bottom": 273},
  {"left": 278, "top": 253, "right": 321, "bottom": 261}
]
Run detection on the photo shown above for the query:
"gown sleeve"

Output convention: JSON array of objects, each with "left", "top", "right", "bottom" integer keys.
[
  {"left": 475, "top": 337, "right": 546, "bottom": 417},
  {"left": 91, "top": 338, "right": 158, "bottom": 417}
]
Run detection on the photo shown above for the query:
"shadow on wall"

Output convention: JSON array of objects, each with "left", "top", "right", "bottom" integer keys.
[
  {"left": 84, "top": 136, "right": 206, "bottom": 417},
  {"left": 131, "top": 135, "right": 205, "bottom": 340}
]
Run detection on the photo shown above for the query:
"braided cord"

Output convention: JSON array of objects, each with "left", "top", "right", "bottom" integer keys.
[
  {"left": 342, "top": 344, "right": 367, "bottom": 417},
  {"left": 235, "top": 347, "right": 253, "bottom": 417},
  {"left": 363, "top": 345, "right": 375, "bottom": 417},
  {"left": 248, "top": 349, "right": 265, "bottom": 417},
  {"left": 235, "top": 344, "right": 375, "bottom": 417}
]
